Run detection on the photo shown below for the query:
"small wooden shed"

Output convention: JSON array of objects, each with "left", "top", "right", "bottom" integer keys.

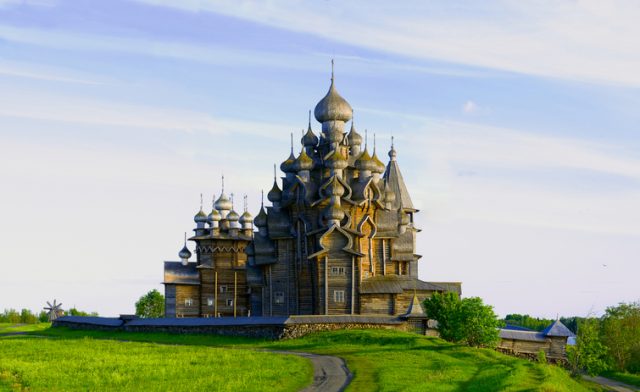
[{"left": 498, "top": 320, "right": 575, "bottom": 360}]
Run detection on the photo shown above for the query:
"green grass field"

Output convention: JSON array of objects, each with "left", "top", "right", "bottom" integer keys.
[
  {"left": 1, "top": 325, "right": 604, "bottom": 391},
  {"left": 0, "top": 323, "right": 50, "bottom": 334}
]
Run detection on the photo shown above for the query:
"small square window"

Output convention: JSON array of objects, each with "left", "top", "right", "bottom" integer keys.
[
  {"left": 185, "top": 298, "right": 193, "bottom": 306},
  {"left": 333, "top": 290, "right": 345, "bottom": 303},
  {"left": 207, "top": 298, "right": 214, "bottom": 306},
  {"left": 274, "top": 292, "right": 285, "bottom": 304},
  {"left": 225, "top": 299, "right": 234, "bottom": 307},
  {"left": 220, "top": 286, "right": 228, "bottom": 293}
]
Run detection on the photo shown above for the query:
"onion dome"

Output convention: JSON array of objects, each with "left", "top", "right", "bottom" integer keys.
[
  {"left": 215, "top": 193, "right": 232, "bottom": 211},
  {"left": 302, "top": 111, "right": 319, "bottom": 147},
  {"left": 347, "top": 121, "right": 362, "bottom": 146},
  {"left": 355, "top": 148, "right": 377, "bottom": 172},
  {"left": 227, "top": 209, "right": 240, "bottom": 222},
  {"left": 267, "top": 180, "right": 282, "bottom": 203},
  {"left": 178, "top": 244, "right": 192, "bottom": 260},
  {"left": 371, "top": 150, "right": 386, "bottom": 174},
  {"left": 207, "top": 208, "right": 221, "bottom": 223},
  {"left": 324, "top": 148, "right": 348, "bottom": 170},
  {"left": 314, "top": 62, "right": 353, "bottom": 123},
  {"left": 254, "top": 205, "right": 268, "bottom": 227},
  {"left": 178, "top": 232, "right": 191, "bottom": 263},
  {"left": 239, "top": 210, "right": 253, "bottom": 225},
  {"left": 194, "top": 208, "right": 208, "bottom": 224},
  {"left": 293, "top": 148, "right": 314, "bottom": 172},
  {"left": 280, "top": 151, "right": 296, "bottom": 173},
  {"left": 389, "top": 137, "right": 397, "bottom": 161},
  {"left": 324, "top": 201, "right": 345, "bottom": 222}
]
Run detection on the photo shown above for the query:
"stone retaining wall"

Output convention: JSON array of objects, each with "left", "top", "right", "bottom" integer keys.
[{"left": 52, "top": 315, "right": 433, "bottom": 340}]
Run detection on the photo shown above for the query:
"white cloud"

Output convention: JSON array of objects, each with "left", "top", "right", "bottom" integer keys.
[
  {"left": 462, "top": 100, "right": 478, "bottom": 114},
  {"left": 134, "top": 0, "right": 640, "bottom": 86}
]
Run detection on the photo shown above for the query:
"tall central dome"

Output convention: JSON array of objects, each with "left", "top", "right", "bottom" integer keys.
[{"left": 314, "top": 61, "right": 353, "bottom": 123}]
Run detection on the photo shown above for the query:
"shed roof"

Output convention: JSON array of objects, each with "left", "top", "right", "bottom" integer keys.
[
  {"left": 360, "top": 276, "right": 448, "bottom": 294},
  {"left": 163, "top": 261, "right": 199, "bottom": 285},
  {"left": 499, "top": 329, "right": 547, "bottom": 342}
]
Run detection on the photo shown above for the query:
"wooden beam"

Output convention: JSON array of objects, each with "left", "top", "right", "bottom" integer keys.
[
  {"left": 234, "top": 271, "right": 237, "bottom": 318},
  {"left": 351, "top": 256, "right": 355, "bottom": 314},
  {"left": 214, "top": 271, "right": 218, "bottom": 317},
  {"left": 324, "top": 256, "right": 328, "bottom": 315}
]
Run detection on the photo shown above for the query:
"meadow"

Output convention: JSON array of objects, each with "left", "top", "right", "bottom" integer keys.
[{"left": 1, "top": 325, "right": 605, "bottom": 391}]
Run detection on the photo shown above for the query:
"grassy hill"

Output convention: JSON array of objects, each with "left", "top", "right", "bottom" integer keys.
[{"left": 1, "top": 325, "right": 602, "bottom": 391}]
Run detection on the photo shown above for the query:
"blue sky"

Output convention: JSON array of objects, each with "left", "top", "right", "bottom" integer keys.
[{"left": 1, "top": 0, "right": 639, "bottom": 317}]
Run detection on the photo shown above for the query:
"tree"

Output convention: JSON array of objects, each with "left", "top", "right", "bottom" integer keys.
[
  {"left": 66, "top": 308, "right": 99, "bottom": 317},
  {"left": 600, "top": 302, "right": 640, "bottom": 372},
  {"left": 424, "top": 292, "right": 501, "bottom": 348},
  {"left": 567, "top": 318, "right": 609, "bottom": 376},
  {"left": 135, "top": 289, "right": 164, "bottom": 318}
]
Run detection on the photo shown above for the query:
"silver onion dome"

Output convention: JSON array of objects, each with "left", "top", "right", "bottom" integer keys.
[
  {"left": 314, "top": 63, "right": 352, "bottom": 123},
  {"left": 239, "top": 210, "right": 253, "bottom": 224},
  {"left": 227, "top": 209, "right": 239, "bottom": 220},
  {"left": 293, "top": 149, "right": 314, "bottom": 172},
  {"left": 347, "top": 121, "right": 363, "bottom": 146},
  {"left": 215, "top": 193, "right": 232, "bottom": 211},
  {"left": 355, "top": 148, "right": 377, "bottom": 172},
  {"left": 208, "top": 208, "right": 222, "bottom": 222},
  {"left": 194, "top": 209, "right": 208, "bottom": 223},
  {"left": 371, "top": 150, "right": 386, "bottom": 174}
]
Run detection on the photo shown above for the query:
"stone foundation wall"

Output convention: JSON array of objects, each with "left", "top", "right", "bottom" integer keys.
[{"left": 53, "top": 316, "right": 438, "bottom": 340}]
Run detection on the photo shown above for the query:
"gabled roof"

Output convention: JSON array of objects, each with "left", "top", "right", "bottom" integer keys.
[
  {"left": 542, "top": 320, "right": 575, "bottom": 338},
  {"left": 402, "top": 294, "right": 426, "bottom": 318},
  {"left": 383, "top": 160, "right": 415, "bottom": 211}
]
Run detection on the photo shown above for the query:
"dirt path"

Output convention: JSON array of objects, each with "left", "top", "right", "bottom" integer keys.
[
  {"left": 583, "top": 375, "right": 639, "bottom": 392},
  {"left": 268, "top": 351, "right": 352, "bottom": 392}
]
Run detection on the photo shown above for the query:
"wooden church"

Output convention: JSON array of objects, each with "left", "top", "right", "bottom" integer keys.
[{"left": 163, "top": 67, "right": 461, "bottom": 318}]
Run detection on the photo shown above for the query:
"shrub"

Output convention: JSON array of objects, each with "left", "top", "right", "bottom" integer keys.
[
  {"left": 135, "top": 289, "right": 164, "bottom": 318},
  {"left": 424, "top": 293, "right": 501, "bottom": 348}
]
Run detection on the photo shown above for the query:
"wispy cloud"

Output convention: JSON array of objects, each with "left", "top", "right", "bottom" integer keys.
[
  {"left": 135, "top": 0, "right": 640, "bottom": 86},
  {"left": 0, "top": 88, "right": 295, "bottom": 139},
  {"left": 0, "top": 60, "right": 103, "bottom": 84}
]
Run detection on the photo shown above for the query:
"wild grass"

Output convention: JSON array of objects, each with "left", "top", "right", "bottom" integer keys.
[
  {"left": 29, "top": 326, "right": 603, "bottom": 391},
  {"left": 0, "top": 333, "right": 311, "bottom": 391}
]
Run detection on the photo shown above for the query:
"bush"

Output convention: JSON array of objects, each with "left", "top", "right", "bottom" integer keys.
[
  {"left": 135, "top": 289, "right": 164, "bottom": 318},
  {"left": 424, "top": 292, "right": 501, "bottom": 348}
]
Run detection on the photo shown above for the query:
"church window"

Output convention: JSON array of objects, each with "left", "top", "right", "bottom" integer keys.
[
  {"left": 185, "top": 298, "right": 193, "bottom": 306},
  {"left": 220, "top": 285, "right": 228, "bottom": 293},
  {"left": 274, "top": 291, "right": 285, "bottom": 304},
  {"left": 226, "top": 299, "right": 233, "bottom": 307},
  {"left": 207, "top": 298, "right": 214, "bottom": 306},
  {"left": 331, "top": 266, "right": 345, "bottom": 275},
  {"left": 333, "top": 290, "right": 345, "bottom": 303}
]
